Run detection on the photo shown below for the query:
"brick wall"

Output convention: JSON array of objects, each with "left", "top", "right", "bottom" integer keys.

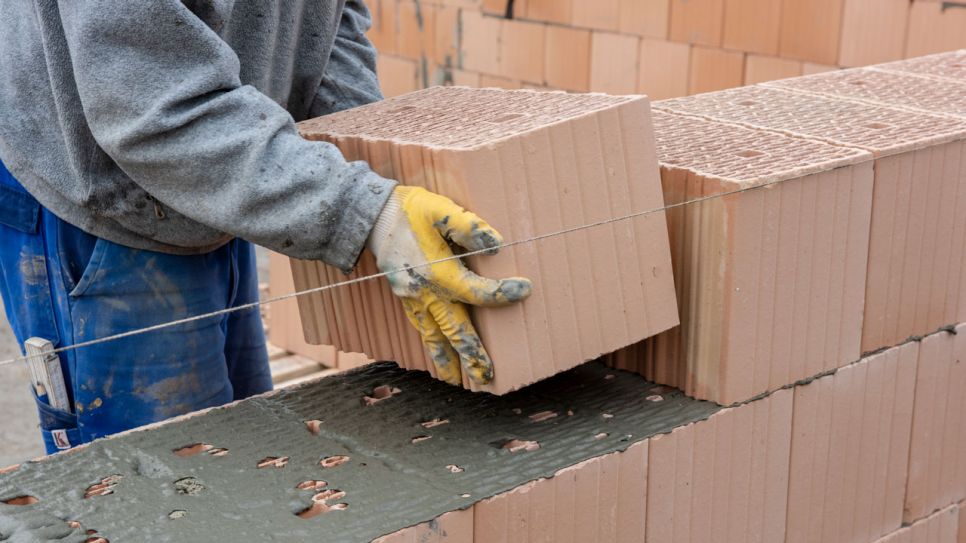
[{"left": 365, "top": 0, "right": 966, "bottom": 99}]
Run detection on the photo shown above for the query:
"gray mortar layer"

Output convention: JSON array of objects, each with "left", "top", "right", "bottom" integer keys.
[{"left": 0, "top": 362, "right": 720, "bottom": 542}]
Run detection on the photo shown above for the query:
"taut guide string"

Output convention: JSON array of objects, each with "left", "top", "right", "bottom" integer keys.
[{"left": 0, "top": 175, "right": 791, "bottom": 369}]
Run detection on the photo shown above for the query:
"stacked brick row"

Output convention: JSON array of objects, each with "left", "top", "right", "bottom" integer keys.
[
  {"left": 364, "top": 0, "right": 966, "bottom": 100},
  {"left": 376, "top": 326, "right": 965, "bottom": 542},
  {"left": 606, "top": 51, "right": 966, "bottom": 405}
]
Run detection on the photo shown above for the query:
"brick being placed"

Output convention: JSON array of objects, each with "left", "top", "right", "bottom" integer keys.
[
  {"left": 0, "top": 362, "right": 721, "bottom": 542},
  {"left": 606, "top": 110, "right": 873, "bottom": 406},
  {"left": 872, "top": 505, "right": 960, "bottom": 543},
  {"left": 786, "top": 342, "right": 918, "bottom": 543},
  {"left": 655, "top": 85, "right": 966, "bottom": 355},
  {"left": 905, "top": 324, "right": 966, "bottom": 524},
  {"left": 293, "top": 87, "right": 679, "bottom": 394}
]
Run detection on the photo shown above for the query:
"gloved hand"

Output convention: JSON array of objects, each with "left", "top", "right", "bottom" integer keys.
[{"left": 367, "top": 186, "right": 532, "bottom": 386}]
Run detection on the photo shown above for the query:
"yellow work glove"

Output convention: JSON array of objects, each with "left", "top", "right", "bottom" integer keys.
[{"left": 367, "top": 186, "right": 532, "bottom": 385}]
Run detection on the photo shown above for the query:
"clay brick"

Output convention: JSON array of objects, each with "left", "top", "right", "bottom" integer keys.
[
  {"left": 786, "top": 343, "right": 918, "bottom": 543},
  {"left": 525, "top": 0, "right": 572, "bottom": 25},
  {"left": 434, "top": 4, "right": 460, "bottom": 66},
  {"left": 877, "top": 50, "right": 966, "bottom": 84},
  {"left": 589, "top": 32, "right": 640, "bottom": 94},
  {"left": 905, "top": 325, "right": 966, "bottom": 524},
  {"left": 669, "top": 0, "right": 725, "bottom": 46},
  {"left": 451, "top": 69, "right": 482, "bottom": 87},
  {"left": 396, "top": 0, "right": 437, "bottom": 61},
  {"left": 688, "top": 46, "right": 744, "bottom": 94},
  {"left": 743, "top": 55, "right": 802, "bottom": 85},
  {"left": 619, "top": 0, "right": 670, "bottom": 39},
  {"left": 838, "top": 0, "right": 909, "bottom": 67},
  {"left": 367, "top": 0, "right": 398, "bottom": 55},
  {"left": 478, "top": 74, "right": 522, "bottom": 89},
  {"left": 779, "top": 0, "right": 845, "bottom": 64},
  {"left": 872, "top": 505, "right": 960, "bottom": 543},
  {"left": 474, "top": 442, "right": 648, "bottom": 542},
  {"left": 658, "top": 84, "right": 966, "bottom": 354},
  {"left": 268, "top": 252, "right": 335, "bottom": 365},
  {"left": 545, "top": 25, "right": 592, "bottom": 92},
  {"left": 481, "top": 0, "right": 507, "bottom": 16},
  {"left": 645, "top": 389, "right": 793, "bottom": 542},
  {"left": 296, "top": 88, "right": 678, "bottom": 394},
  {"left": 802, "top": 62, "right": 838, "bottom": 75},
  {"left": 376, "top": 55, "right": 421, "bottom": 97},
  {"left": 571, "top": 0, "right": 620, "bottom": 31},
  {"left": 722, "top": 0, "right": 782, "bottom": 54},
  {"left": 373, "top": 509, "right": 474, "bottom": 543},
  {"left": 607, "top": 111, "right": 873, "bottom": 405},
  {"left": 499, "top": 19, "right": 545, "bottom": 83},
  {"left": 460, "top": 11, "right": 501, "bottom": 75},
  {"left": 960, "top": 505, "right": 966, "bottom": 543},
  {"left": 906, "top": 2, "right": 966, "bottom": 58},
  {"left": 638, "top": 39, "right": 690, "bottom": 100}
]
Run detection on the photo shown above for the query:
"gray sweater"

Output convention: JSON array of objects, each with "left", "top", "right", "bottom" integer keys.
[{"left": 0, "top": 0, "right": 396, "bottom": 272}]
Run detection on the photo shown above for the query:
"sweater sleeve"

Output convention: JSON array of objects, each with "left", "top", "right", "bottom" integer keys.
[
  {"left": 310, "top": 0, "right": 385, "bottom": 117},
  {"left": 55, "top": 0, "right": 395, "bottom": 272}
]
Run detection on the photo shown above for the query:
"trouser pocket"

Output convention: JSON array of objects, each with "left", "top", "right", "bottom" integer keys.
[{"left": 31, "top": 388, "right": 81, "bottom": 454}]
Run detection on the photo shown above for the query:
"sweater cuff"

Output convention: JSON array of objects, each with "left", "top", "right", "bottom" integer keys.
[{"left": 321, "top": 170, "right": 397, "bottom": 274}]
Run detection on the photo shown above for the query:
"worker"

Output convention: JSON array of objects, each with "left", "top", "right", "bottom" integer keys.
[{"left": 0, "top": 1, "right": 531, "bottom": 455}]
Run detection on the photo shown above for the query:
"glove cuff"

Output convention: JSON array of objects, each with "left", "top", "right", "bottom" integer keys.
[{"left": 367, "top": 189, "right": 402, "bottom": 256}]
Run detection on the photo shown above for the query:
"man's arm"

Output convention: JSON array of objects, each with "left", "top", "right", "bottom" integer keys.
[
  {"left": 56, "top": 1, "right": 394, "bottom": 271},
  {"left": 311, "top": 0, "right": 384, "bottom": 117}
]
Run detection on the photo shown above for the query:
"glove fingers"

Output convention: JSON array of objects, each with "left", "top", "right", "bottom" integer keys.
[
  {"left": 426, "top": 197, "right": 504, "bottom": 255},
  {"left": 432, "top": 259, "right": 533, "bottom": 307},
  {"left": 427, "top": 298, "right": 494, "bottom": 385},
  {"left": 401, "top": 298, "right": 463, "bottom": 385}
]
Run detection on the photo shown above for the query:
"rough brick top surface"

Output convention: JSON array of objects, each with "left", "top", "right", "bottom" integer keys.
[
  {"left": 651, "top": 110, "right": 870, "bottom": 186},
  {"left": 655, "top": 85, "right": 966, "bottom": 157},
  {"left": 297, "top": 86, "right": 641, "bottom": 149},
  {"left": 876, "top": 49, "right": 966, "bottom": 83},
  {"left": 766, "top": 67, "right": 966, "bottom": 120}
]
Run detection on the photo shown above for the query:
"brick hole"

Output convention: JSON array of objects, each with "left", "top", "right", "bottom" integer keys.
[
  {"left": 500, "top": 439, "right": 540, "bottom": 453},
  {"left": 312, "top": 489, "right": 346, "bottom": 502},
  {"left": 83, "top": 475, "right": 122, "bottom": 499},
  {"left": 848, "top": 80, "right": 868, "bottom": 86},
  {"left": 84, "top": 537, "right": 108, "bottom": 543},
  {"left": 256, "top": 456, "right": 289, "bottom": 469},
  {"left": 168, "top": 510, "right": 187, "bottom": 520},
  {"left": 172, "top": 443, "right": 212, "bottom": 457},
  {"left": 528, "top": 410, "right": 558, "bottom": 422},
  {"left": 601, "top": 413, "right": 614, "bottom": 419},
  {"left": 420, "top": 418, "right": 449, "bottom": 428},
  {"left": 594, "top": 432, "right": 609, "bottom": 440},
  {"left": 0, "top": 464, "right": 20, "bottom": 475},
  {"left": 446, "top": 465, "right": 464, "bottom": 473},
  {"left": 646, "top": 395, "right": 664, "bottom": 402},
  {"left": 2, "top": 495, "right": 38, "bottom": 506},
  {"left": 411, "top": 435, "right": 432, "bottom": 444},
  {"left": 736, "top": 100, "right": 758, "bottom": 106},
  {"left": 320, "top": 455, "right": 350, "bottom": 468},
  {"left": 207, "top": 448, "right": 229, "bottom": 457},
  {"left": 363, "top": 385, "right": 401, "bottom": 406},
  {"left": 67, "top": 521, "right": 81, "bottom": 529},
  {"left": 604, "top": 374, "right": 615, "bottom": 380},
  {"left": 304, "top": 420, "right": 323, "bottom": 435},
  {"left": 296, "top": 480, "right": 328, "bottom": 491},
  {"left": 460, "top": 493, "right": 471, "bottom": 498},
  {"left": 865, "top": 122, "right": 890, "bottom": 130},
  {"left": 736, "top": 150, "right": 765, "bottom": 159}
]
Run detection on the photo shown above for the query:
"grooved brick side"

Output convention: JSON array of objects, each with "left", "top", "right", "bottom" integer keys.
[
  {"left": 786, "top": 343, "right": 918, "bottom": 543},
  {"left": 872, "top": 505, "right": 960, "bottom": 543},
  {"left": 905, "top": 324, "right": 966, "bottom": 523}
]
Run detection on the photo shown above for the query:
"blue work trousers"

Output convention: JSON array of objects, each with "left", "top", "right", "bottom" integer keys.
[{"left": 0, "top": 161, "right": 272, "bottom": 454}]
